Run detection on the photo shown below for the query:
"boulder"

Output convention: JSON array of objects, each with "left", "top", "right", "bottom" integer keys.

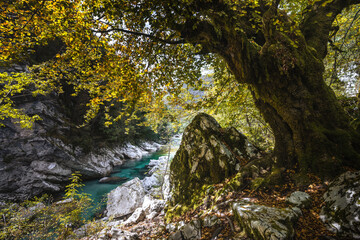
[
  {"left": 169, "top": 230, "right": 184, "bottom": 240},
  {"left": 106, "top": 178, "right": 145, "bottom": 218},
  {"left": 123, "top": 208, "right": 146, "bottom": 226},
  {"left": 320, "top": 171, "right": 360, "bottom": 239},
  {"left": 287, "top": 191, "right": 311, "bottom": 208},
  {"left": 95, "top": 227, "right": 139, "bottom": 240},
  {"left": 169, "top": 113, "right": 259, "bottom": 206},
  {"left": 202, "top": 215, "right": 220, "bottom": 228},
  {"left": 140, "top": 141, "right": 161, "bottom": 152},
  {"left": 99, "top": 176, "right": 128, "bottom": 184},
  {"left": 142, "top": 156, "right": 169, "bottom": 196},
  {"left": 182, "top": 220, "right": 202, "bottom": 240},
  {"left": 141, "top": 195, "right": 165, "bottom": 219},
  {"left": 169, "top": 220, "right": 202, "bottom": 240},
  {"left": 121, "top": 143, "right": 147, "bottom": 159},
  {"left": 142, "top": 175, "right": 161, "bottom": 192},
  {"left": 232, "top": 200, "right": 301, "bottom": 240}
]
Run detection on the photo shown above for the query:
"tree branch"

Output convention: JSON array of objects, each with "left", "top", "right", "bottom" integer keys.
[
  {"left": 300, "top": 0, "right": 360, "bottom": 59},
  {"left": 91, "top": 28, "right": 185, "bottom": 45}
]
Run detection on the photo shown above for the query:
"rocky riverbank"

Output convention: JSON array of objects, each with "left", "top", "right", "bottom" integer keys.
[
  {"left": 3, "top": 112, "right": 360, "bottom": 240},
  {"left": 0, "top": 65, "right": 165, "bottom": 202},
  {"left": 76, "top": 113, "right": 360, "bottom": 240},
  {"left": 0, "top": 114, "right": 162, "bottom": 202},
  {"left": 72, "top": 155, "right": 171, "bottom": 239}
]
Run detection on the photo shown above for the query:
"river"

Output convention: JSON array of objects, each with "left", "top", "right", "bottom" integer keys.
[
  {"left": 80, "top": 149, "right": 168, "bottom": 218},
  {"left": 80, "top": 137, "right": 181, "bottom": 218}
]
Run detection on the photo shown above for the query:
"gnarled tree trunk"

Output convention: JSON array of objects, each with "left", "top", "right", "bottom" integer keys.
[
  {"left": 179, "top": 0, "right": 360, "bottom": 178},
  {"left": 223, "top": 31, "right": 360, "bottom": 178}
]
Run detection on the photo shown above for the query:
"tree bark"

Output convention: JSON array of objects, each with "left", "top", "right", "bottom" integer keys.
[
  {"left": 218, "top": 25, "right": 360, "bottom": 178},
  {"left": 247, "top": 53, "right": 360, "bottom": 178},
  {"left": 176, "top": 0, "right": 360, "bottom": 178}
]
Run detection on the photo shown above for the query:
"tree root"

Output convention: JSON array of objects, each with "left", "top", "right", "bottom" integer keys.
[{"left": 225, "top": 153, "right": 287, "bottom": 191}]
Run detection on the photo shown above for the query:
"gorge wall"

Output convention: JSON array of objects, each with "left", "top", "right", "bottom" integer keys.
[{"left": 0, "top": 66, "right": 162, "bottom": 202}]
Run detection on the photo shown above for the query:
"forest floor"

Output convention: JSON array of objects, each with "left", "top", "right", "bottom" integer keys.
[{"left": 134, "top": 170, "right": 338, "bottom": 240}]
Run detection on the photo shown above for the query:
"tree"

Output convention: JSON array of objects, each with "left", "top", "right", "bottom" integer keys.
[{"left": 1, "top": 0, "right": 360, "bottom": 179}]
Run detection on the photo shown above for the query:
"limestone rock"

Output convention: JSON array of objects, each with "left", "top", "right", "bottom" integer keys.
[
  {"left": 0, "top": 97, "right": 113, "bottom": 201},
  {"left": 95, "top": 227, "right": 139, "bottom": 240},
  {"left": 123, "top": 208, "right": 146, "bottom": 226},
  {"left": 202, "top": 215, "right": 220, "bottom": 228},
  {"left": 142, "top": 174, "right": 161, "bottom": 192},
  {"left": 141, "top": 195, "right": 165, "bottom": 217},
  {"left": 0, "top": 68, "right": 162, "bottom": 201},
  {"left": 55, "top": 198, "right": 73, "bottom": 205},
  {"left": 99, "top": 176, "right": 128, "bottom": 184},
  {"left": 169, "top": 113, "right": 259, "bottom": 206},
  {"left": 142, "top": 156, "right": 169, "bottom": 197},
  {"left": 121, "top": 143, "right": 148, "bottom": 159},
  {"left": 320, "top": 171, "right": 360, "bottom": 239},
  {"left": 232, "top": 200, "right": 301, "bottom": 240},
  {"left": 287, "top": 191, "right": 311, "bottom": 208},
  {"left": 169, "top": 230, "right": 184, "bottom": 240},
  {"left": 182, "top": 220, "right": 201, "bottom": 240},
  {"left": 162, "top": 174, "right": 172, "bottom": 201},
  {"left": 169, "top": 220, "right": 202, "bottom": 240},
  {"left": 30, "top": 161, "right": 72, "bottom": 176},
  {"left": 106, "top": 178, "right": 145, "bottom": 218},
  {"left": 140, "top": 141, "right": 162, "bottom": 152}
]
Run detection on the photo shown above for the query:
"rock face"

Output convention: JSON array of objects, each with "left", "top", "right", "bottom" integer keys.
[
  {"left": 320, "top": 171, "right": 360, "bottom": 239},
  {"left": 0, "top": 65, "right": 163, "bottom": 202},
  {"left": 169, "top": 113, "right": 259, "bottom": 206},
  {"left": 232, "top": 200, "right": 302, "bottom": 240},
  {"left": 142, "top": 156, "right": 169, "bottom": 193},
  {"left": 106, "top": 177, "right": 145, "bottom": 219},
  {"left": 0, "top": 95, "right": 161, "bottom": 201}
]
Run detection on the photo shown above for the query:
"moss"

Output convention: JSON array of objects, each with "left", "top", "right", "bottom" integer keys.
[
  {"left": 251, "top": 177, "right": 265, "bottom": 190},
  {"left": 223, "top": 172, "right": 244, "bottom": 192}
]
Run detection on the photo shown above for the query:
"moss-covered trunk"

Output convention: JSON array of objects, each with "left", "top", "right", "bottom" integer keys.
[
  {"left": 177, "top": 0, "right": 360, "bottom": 179},
  {"left": 221, "top": 33, "right": 360, "bottom": 178}
]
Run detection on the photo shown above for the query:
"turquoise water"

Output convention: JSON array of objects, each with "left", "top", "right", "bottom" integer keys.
[{"left": 80, "top": 150, "right": 168, "bottom": 218}]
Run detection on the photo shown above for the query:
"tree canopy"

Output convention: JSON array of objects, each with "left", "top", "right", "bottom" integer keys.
[{"left": 1, "top": 0, "right": 360, "bottom": 178}]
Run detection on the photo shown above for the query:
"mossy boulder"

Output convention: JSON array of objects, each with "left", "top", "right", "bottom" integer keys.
[
  {"left": 320, "top": 171, "right": 360, "bottom": 239},
  {"left": 169, "top": 113, "right": 259, "bottom": 207},
  {"left": 232, "top": 200, "right": 301, "bottom": 240}
]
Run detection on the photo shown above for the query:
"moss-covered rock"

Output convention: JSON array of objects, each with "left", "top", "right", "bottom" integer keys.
[
  {"left": 232, "top": 200, "right": 301, "bottom": 240},
  {"left": 169, "top": 113, "right": 259, "bottom": 208},
  {"left": 320, "top": 171, "right": 360, "bottom": 239}
]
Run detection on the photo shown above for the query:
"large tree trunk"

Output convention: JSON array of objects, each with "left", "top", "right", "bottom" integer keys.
[
  {"left": 219, "top": 31, "right": 360, "bottom": 178},
  {"left": 178, "top": 0, "right": 360, "bottom": 178}
]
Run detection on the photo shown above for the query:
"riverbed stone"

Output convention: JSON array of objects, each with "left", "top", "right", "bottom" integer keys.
[
  {"left": 232, "top": 199, "right": 301, "bottom": 240},
  {"left": 99, "top": 176, "right": 128, "bottom": 184},
  {"left": 169, "top": 113, "right": 259, "bottom": 207},
  {"left": 106, "top": 177, "right": 145, "bottom": 218},
  {"left": 320, "top": 171, "right": 360, "bottom": 239}
]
